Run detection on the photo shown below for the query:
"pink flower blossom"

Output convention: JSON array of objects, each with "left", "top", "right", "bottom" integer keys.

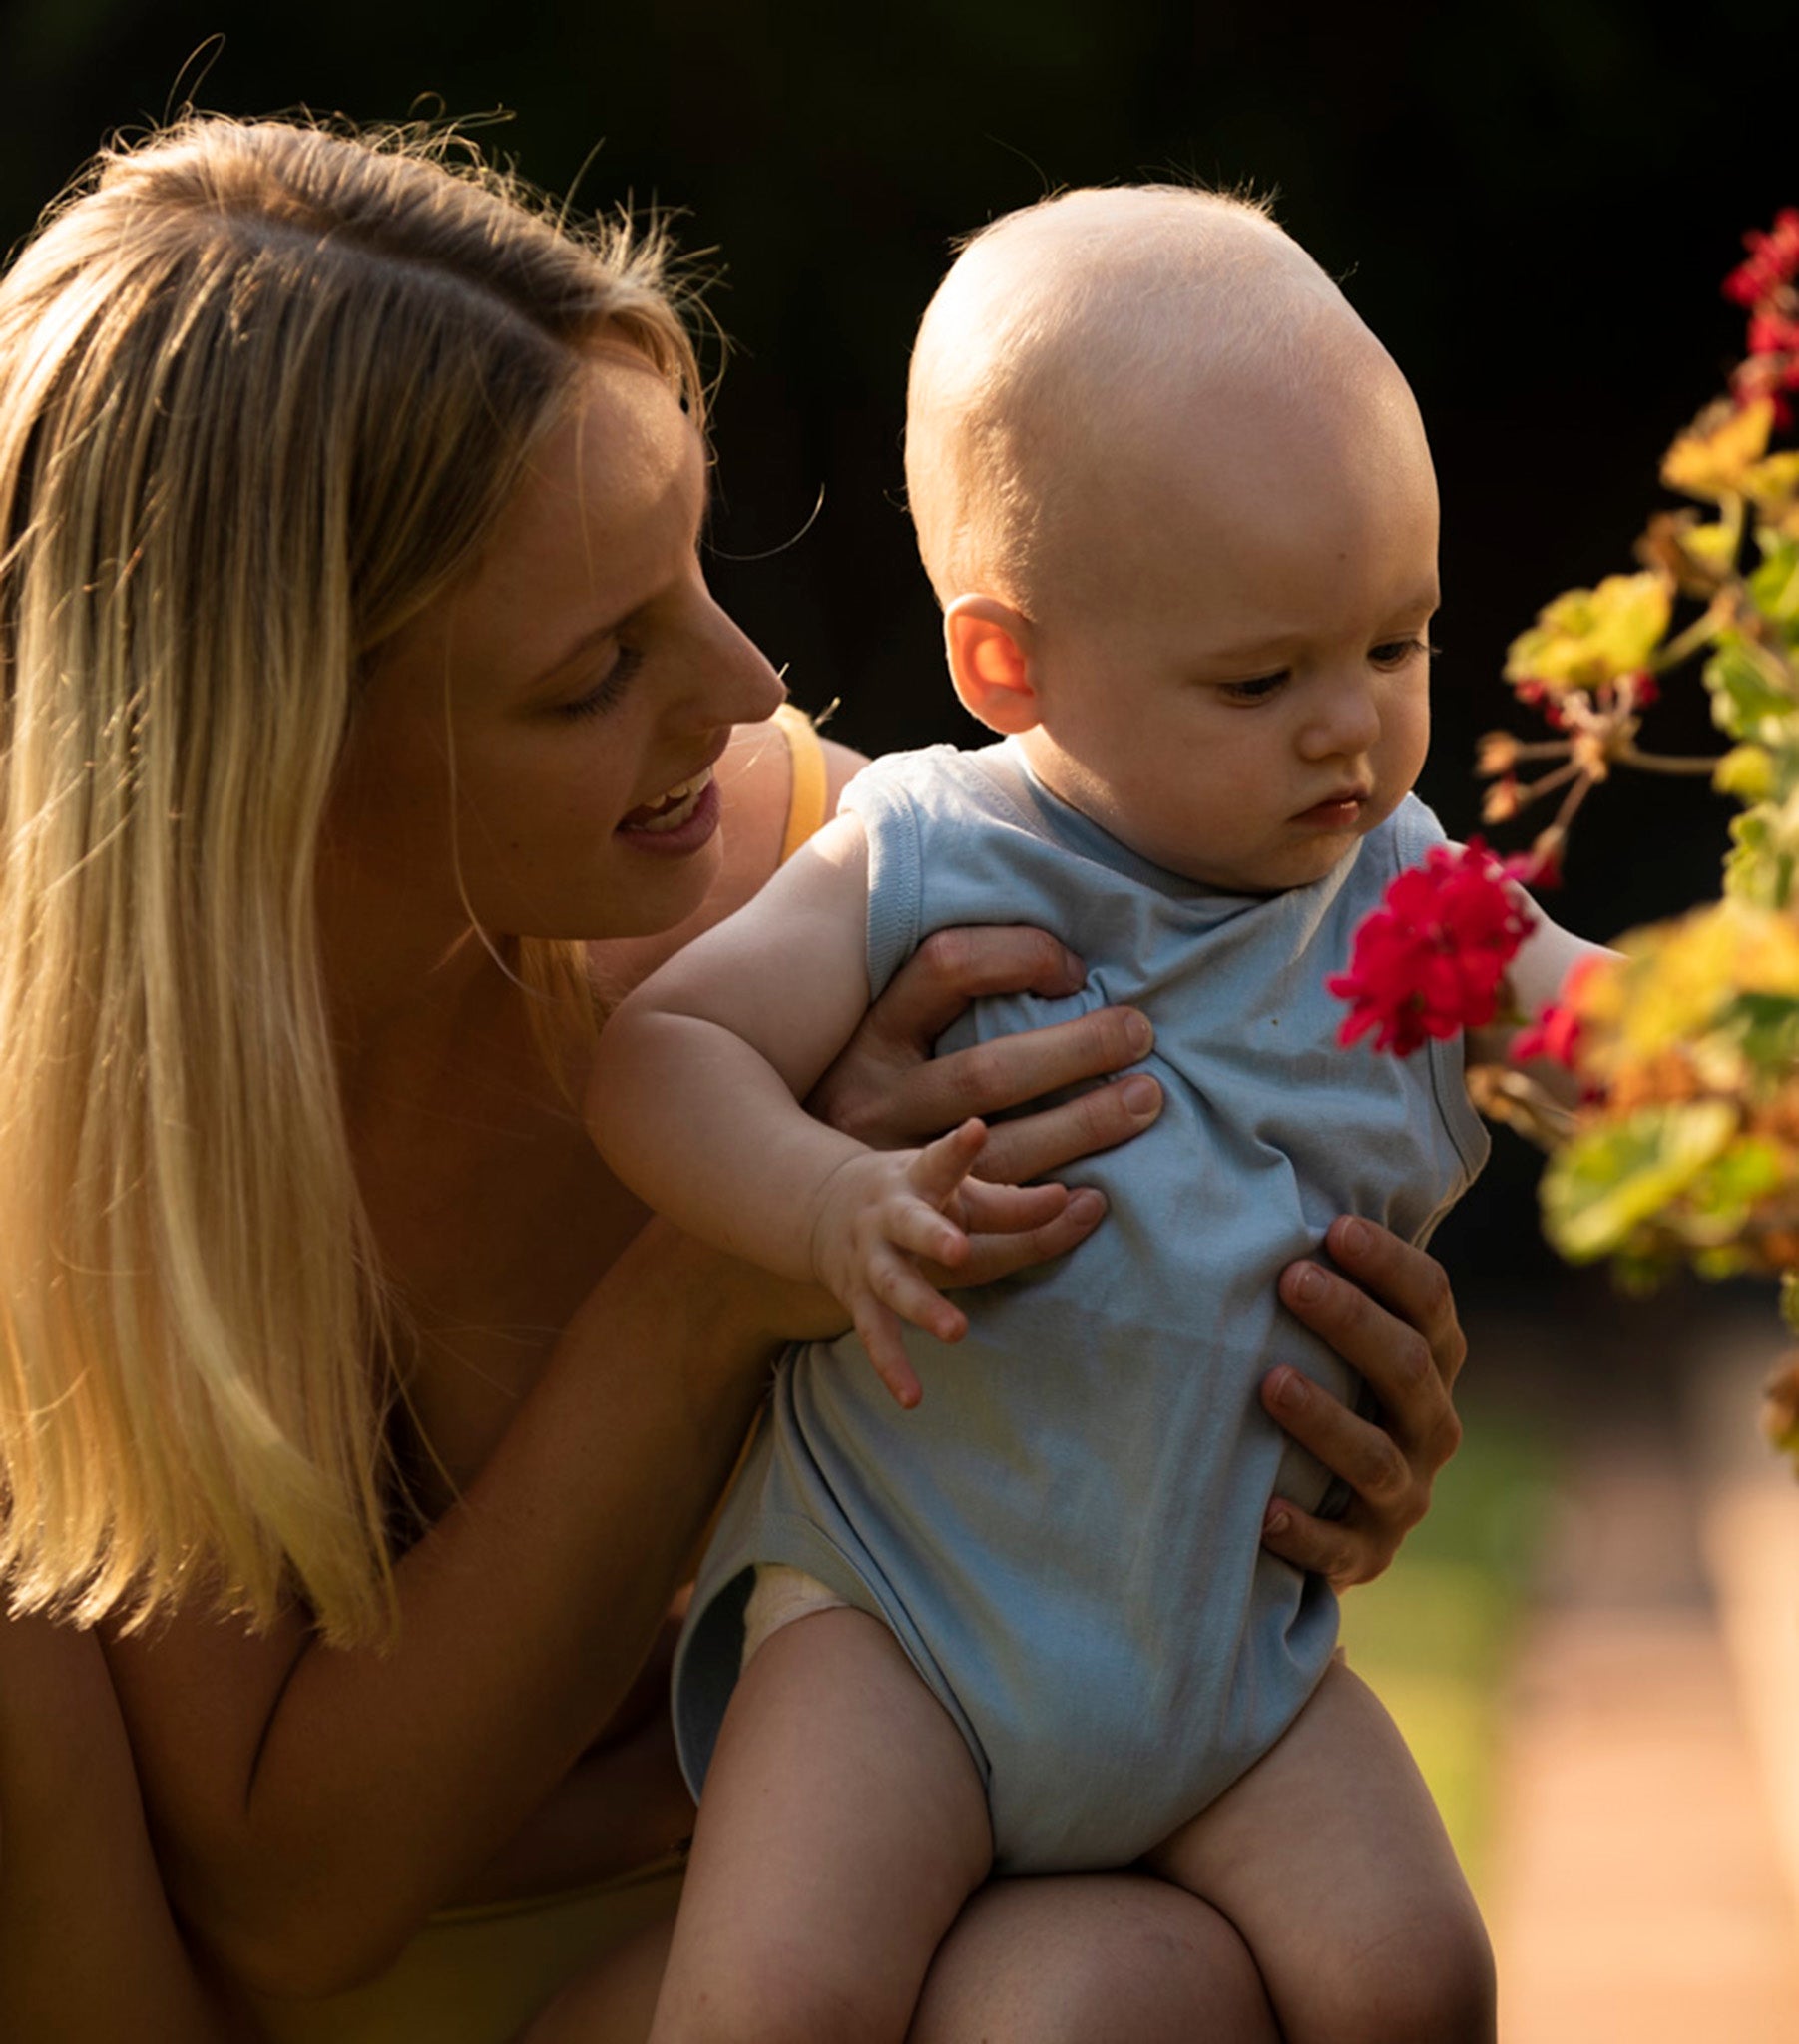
[{"left": 1328, "top": 840, "right": 1537, "bottom": 1057}]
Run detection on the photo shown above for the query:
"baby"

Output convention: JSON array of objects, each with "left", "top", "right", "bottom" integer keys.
[{"left": 594, "top": 187, "right": 1595, "bottom": 2044}]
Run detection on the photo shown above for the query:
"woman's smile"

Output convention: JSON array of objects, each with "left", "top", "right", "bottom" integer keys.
[{"left": 617, "top": 767, "right": 721, "bottom": 849}]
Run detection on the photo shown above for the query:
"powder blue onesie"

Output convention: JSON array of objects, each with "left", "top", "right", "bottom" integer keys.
[{"left": 675, "top": 741, "right": 1489, "bottom": 1874}]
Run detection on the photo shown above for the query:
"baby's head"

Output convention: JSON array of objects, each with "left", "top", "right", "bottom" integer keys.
[{"left": 905, "top": 186, "right": 1440, "bottom": 895}]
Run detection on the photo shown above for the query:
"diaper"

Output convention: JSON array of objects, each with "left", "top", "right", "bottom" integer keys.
[{"left": 739, "top": 1564, "right": 850, "bottom": 1670}]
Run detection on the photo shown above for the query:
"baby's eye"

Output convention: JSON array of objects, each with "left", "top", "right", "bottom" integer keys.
[
  {"left": 1370, "top": 637, "right": 1438, "bottom": 671},
  {"left": 1217, "top": 671, "right": 1287, "bottom": 705}
]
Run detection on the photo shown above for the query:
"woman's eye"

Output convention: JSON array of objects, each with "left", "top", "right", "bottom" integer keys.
[
  {"left": 1370, "top": 637, "right": 1438, "bottom": 670},
  {"left": 1218, "top": 671, "right": 1286, "bottom": 704},
  {"left": 555, "top": 645, "right": 644, "bottom": 720}
]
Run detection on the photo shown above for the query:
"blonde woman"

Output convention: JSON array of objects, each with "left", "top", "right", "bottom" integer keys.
[{"left": 0, "top": 118, "right": 1471, "bottom": 2043}]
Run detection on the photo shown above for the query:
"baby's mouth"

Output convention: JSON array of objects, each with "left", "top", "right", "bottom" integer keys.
[{"left": 620, "top": 767, "right": 714, "bottom": 833}]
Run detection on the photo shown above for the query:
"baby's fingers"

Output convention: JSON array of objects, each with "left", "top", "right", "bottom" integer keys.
[
  {"left": 906, "top": 1118, "right": 988, "bottom": 1208},
  {"left": 887, "top": 1197, "right": 972, "bottom": 1272},
  {"left": 851, "top": 1259, "right": 962, "bottom": 1408}
]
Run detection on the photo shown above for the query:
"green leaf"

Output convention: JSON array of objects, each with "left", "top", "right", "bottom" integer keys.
[
  {"left": 1681, "top": 1137, "right": 1785, "bottom": 1241},
  {"left": 1749, "top": 533, "right": 1799, "bottom": 628},
  {"left": 1719, "top": 990, "right": 1799, "bottom": 1066},
  {"left": 1714, "top": 743, "right": 1775, "bottom": 803},
  {"left": 1542, "top": 1100, "right": 1738, "bottom": 1262},
  {"left": 1707, "top": 638, "right": 1795, "bottom": 743}
]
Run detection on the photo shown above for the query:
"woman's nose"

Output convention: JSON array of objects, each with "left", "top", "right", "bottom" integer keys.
[{"left": 687, "top": 591, "right": 788, "bottom": 730}]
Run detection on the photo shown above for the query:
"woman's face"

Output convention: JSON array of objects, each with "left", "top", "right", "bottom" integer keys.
[{"left": 324, "top": 346, "right": 785, "bottom": 962}]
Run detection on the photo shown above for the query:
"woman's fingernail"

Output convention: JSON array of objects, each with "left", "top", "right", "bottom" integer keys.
[
  {"left": 1289, "top": 1263, "right": 1323, "bottom": 1303},
  {"left": 1122, "top": 1075, "right": 1160, "bottom": 1118},
  {"left": 1124, "top": 1008, "right": 1153, "bottom": 1055},
  {"left": 1069, "top": 1189, "right": 1107, "bottom": 1224},
  {"left": 1269, "top": 1367, "right": 1306, "bottom": 1413},
  {"left": 1336, "top": 1217, "right": 1368, "bottom": 1257},
  {"left": 1264, "top": 1506, "right": 1291, "bottom": 1537}
]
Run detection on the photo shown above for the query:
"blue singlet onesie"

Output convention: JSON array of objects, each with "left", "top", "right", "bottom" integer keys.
[{"left": 675, "top": 741, "right": 1489, "bottom": 1874}]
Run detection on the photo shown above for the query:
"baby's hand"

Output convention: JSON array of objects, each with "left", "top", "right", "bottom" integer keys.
[{"left": 807, "top": 1120, "right": 1069, "bottom": 1407}]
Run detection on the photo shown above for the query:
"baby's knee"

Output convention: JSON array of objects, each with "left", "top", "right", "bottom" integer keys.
[{"left": 1319, "top": 1896, "right": 1497, "bottom": 2044}]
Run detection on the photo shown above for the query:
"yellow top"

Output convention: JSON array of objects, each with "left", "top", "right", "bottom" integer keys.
[{"left": 773, "top": 701, "right": 829, "bottom": 864}]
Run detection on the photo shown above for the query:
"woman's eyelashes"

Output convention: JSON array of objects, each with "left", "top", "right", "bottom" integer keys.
[{"left": 555, "top": 643, "right": 644, "bottom": 720}]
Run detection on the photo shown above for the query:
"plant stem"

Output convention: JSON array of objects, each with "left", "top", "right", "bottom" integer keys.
[{"left": 1615, "top": 745, "right": 1726, "bottom": 775}]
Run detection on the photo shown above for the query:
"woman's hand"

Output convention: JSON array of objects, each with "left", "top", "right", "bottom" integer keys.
[
  {"left": 806, "top": 926, "right": 1162, "bottom": 1183},
  {"left": 1261, "top": 1218, "right": 1466, "bottom": 1591}
]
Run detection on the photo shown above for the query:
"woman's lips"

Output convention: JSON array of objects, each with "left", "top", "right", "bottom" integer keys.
[{"left": 617, "top": 767, "right": 720, "bottom": 852}]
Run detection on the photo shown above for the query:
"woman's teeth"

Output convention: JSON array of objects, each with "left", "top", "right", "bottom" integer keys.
[{"left": 623, "top": 767, "right": 712, "bottom": 832}]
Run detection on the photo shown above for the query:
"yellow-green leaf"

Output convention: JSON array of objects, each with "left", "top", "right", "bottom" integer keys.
[
  {"left": 1542, "top": 1100, "right": 1738, "bottom": 1262},
  {"left": 1506, "top": 573, "right": 1673, "bottom": 694}
]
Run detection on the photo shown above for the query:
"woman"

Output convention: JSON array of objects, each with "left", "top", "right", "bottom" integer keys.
[{"left": 0, "top": 117, "right": 1468, "bottom": 2042}]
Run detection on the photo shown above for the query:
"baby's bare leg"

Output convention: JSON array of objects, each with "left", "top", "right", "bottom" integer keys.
[
  {"left": 1146, "top": 1657, "right": 1495, "bottom": 2044},
  {"left": 650, "top": 1606, "right": 992, "bottom": 2044},
  {"left": 911, "top": 1873, "right": 1280, "bottom": 2043}
]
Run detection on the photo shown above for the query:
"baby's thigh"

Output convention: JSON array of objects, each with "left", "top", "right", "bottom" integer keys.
[
  {"left": 1145, "top": 1657, "right": 1494, "bottom": 2044},
  {"left": 659, "top": 1606, "right": 992, "bottom": 2043}
]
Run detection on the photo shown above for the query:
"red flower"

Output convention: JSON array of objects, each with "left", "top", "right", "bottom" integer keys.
[
  {"left": 1328, "top": 840, "right": 1537, "bottom": 1057},
  {"left": 1512, "top": 1001, "right": 1581, "bottom": 1068},
  {"left": 1724, "top": 209, "right": 1799, "bottom": 308},
  {"left": 1510, "top": 677, "right": 1569, "bottom": 731},
  {"left": 1748, "top": 308, "right": 1799, "bottom": 358}
]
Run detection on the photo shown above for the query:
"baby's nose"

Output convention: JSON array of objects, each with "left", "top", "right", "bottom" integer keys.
[{"left": 1302, "top": 677, "right": 1381, "bottom": 758}]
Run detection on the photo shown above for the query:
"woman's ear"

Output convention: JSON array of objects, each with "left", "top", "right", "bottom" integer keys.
[{"left": 944, "top": 596, "right": 1042, "bottom": 736}]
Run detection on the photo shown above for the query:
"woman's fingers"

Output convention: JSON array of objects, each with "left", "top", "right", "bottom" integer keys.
[
  {"left": 1256, "top": 1496, "right": 1370, "bottom": 1588},
  {"left": 806, "top": 925, "right": 1158, "bottom": 1153},
  {"left": 972, "top": 1072, "right": 1162, "bottom": 1185},
  {"left": 918, "top": 1006, "right": 1155, "bottom": 1135},
  {"left": 931, "top": 1187, "right": 1108, "bottom": 1289},
  {"left": 868, "top": 926, "right": 1090, "bottom": 1039},
  {"left": 805, "top": 929, "right": 1088, "bottom": 1145},
  {"left": 1262, "top": 1221, "right": 1465, "bottom": 1589},
  {"left": 1320, "top": 1216, "right": 1468, "bottom": 1396},
  {"left": 956, "top": 1179, "right": 1071, "bottom": 1234}
]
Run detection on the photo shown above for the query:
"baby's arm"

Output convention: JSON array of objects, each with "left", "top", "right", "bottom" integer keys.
[
  {"left": 592, "top": 813, "right": 1067, "bottom": 1405},
  {"left": 1467, "top": 890, "right": 1615, "bottom": 1103}
]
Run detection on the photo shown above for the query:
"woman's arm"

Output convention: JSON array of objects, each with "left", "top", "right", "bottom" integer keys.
[
  {"left": 0, "top": 1610, "right": 245, "bottom": 2042},
  {"left": 108, "top": 1223, "right": 794, "bottom": 2001}
]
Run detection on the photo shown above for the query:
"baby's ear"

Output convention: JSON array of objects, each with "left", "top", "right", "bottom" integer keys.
[{"left": 944, "top": 596, "right": 1041, "bottom": 736}]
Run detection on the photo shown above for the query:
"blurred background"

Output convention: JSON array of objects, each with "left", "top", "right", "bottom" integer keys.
[{"left": 3, "top": 2, "right": 1794, "bottom": 2030}]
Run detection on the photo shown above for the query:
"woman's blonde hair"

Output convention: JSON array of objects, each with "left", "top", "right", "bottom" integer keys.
[{"left": 0, "top": 115, "right": 699, "bottom": 1644}]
